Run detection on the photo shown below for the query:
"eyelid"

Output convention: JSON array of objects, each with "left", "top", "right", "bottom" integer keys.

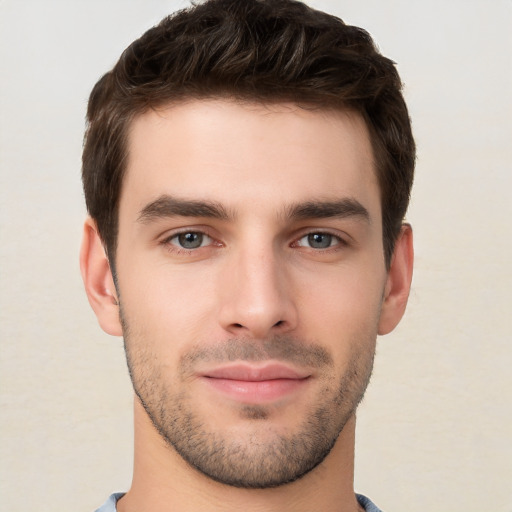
[
  {"left": 290, "top": 229, "right": 351, "bottom": 254},
  {"left": 157, "top": 225, "right": 351, "bottom": 254},
  {"left": 159, "top": 225, "right": 215, "bottom": 241},
  {"left": 169, "top": 231, "right": 212, "bottom": 248},
  {"left": 159, "top": 226, "right": 222, "bottom": 253}
]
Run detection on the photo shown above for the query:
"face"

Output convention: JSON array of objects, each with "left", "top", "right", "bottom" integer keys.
[{"left": 113, "top": 100, "right": 391, "bottom": 487}]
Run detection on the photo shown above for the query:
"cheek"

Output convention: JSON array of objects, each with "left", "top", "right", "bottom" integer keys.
[
  {"left": 117, "top": 259, "right": 220, "bottom": 349},
  {"left": 295, "top": 264, "right": 384, "bottom": 352}
]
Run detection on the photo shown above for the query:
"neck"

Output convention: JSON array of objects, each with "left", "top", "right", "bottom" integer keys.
[{"left": 118, "top": 398, "right": 361, "bottom": 512}]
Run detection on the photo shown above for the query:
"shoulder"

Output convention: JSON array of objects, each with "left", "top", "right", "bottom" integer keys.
[
  {"left": 356, "top": 493, "right": 384, "bottom": 512},
  {"left": 94, "top": 492, "right": 125, "bottom": 512}
]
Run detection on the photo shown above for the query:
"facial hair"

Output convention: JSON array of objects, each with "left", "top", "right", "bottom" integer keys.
[{"left": 121, "top": 313, "right": 375, "bottom": 489}]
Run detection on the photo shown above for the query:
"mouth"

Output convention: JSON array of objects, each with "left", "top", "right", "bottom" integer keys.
[{"left": 199, "top": 363, "right": 311, "bottom": 404}]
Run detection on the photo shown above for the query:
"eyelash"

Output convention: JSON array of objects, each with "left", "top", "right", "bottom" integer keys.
[
  {"left": 292, "top": 231, "right": 347, "bottom": 252},
  {"left": 159, "top": 229, "right": 348, "bottom": 256},
  {"left": 160, "top": 228, "right": 221, "bottom": 255}
]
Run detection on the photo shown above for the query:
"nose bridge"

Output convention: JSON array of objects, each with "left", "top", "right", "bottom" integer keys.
[{"left": 218, "top": 236, "right": 296, "bottom": 338}]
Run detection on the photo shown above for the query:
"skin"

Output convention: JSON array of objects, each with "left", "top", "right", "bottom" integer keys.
[{"left": 81, "top": 99, "right": 413, "bottom": 512}]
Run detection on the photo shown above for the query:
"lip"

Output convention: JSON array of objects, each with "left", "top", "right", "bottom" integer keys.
[
  {"left": 199, "top": 363, "right": 311, "bottom": 404},
  {"left": 203, "top": 363, "right": 310, "bottom": 381}
]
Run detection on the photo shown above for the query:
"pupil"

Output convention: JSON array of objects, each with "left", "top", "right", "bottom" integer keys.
[
  {"left": 308, "top": 233, "right": 331, "bottom": 249},
  {"left": 178, "top": 232, "right": 202, "bottom": 249}
]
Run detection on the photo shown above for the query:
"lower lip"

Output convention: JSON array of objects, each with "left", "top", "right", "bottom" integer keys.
[{"left": 202, "top": 377, "right": 309, "bottom": 403}]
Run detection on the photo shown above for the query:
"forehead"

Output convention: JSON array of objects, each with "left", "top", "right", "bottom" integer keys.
[{"left": 121, "top": 99, "right": 379, "bottom": 221}]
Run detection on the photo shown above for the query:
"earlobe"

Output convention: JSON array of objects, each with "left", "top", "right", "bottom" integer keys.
[
  {"left": 378, "top": 224, "right": 414, "bottom": 335},
  {"left": 79, "top": 218, "right": 123, "bottom": 336}
]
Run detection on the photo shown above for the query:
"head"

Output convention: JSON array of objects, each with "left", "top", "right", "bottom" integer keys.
[
  {"left": 82, "top": 0, "right": 415, "bottom": 269},
  {"left": 80, "top": 0, "right": 415, "bottom": 490}
]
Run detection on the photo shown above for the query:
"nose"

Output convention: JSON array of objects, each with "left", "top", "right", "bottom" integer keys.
[{"left": 218, "top": 244, "right": 298, "bottom": 339}]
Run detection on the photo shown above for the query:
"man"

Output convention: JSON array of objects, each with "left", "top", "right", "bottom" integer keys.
[{"left": 80, "top": 0, "right": 415, "bottom": 510}]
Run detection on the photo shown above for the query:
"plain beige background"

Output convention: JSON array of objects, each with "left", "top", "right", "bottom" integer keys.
[{"left": 0, "top": 1, "right": 511, "bottom": 511}]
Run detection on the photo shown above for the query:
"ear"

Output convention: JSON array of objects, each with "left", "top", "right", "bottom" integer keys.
[
  {"left": 378, "top": 224, "right": 414, "bottom": 335},
  {"left": 79, "top": 217, "right": 123, "bottom": 336}
]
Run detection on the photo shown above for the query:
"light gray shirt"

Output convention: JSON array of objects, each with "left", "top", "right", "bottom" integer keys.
[{"left": 95, "top": 492, "right": 384, "bottom": 511}]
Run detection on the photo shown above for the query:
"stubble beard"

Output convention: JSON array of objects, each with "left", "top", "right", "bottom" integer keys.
[{"left": 122, "top": 316, "right": 375, "bottom": 489}]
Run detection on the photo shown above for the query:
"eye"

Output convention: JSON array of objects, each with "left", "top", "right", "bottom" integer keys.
[
  {"left": 296, "top": 232, "right": 342, "bottom": 249},
  {"left": 168, "top": 231, "right": 213, "bottom": 249}
]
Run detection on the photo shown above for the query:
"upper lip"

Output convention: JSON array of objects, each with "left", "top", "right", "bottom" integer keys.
[{"left": 201, "top": 363, "right": 310, "bottom": 381}]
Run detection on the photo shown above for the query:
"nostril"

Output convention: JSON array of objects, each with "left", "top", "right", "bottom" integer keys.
[{"left": 231, "top": 321, "right": 284, "bottom": 329}]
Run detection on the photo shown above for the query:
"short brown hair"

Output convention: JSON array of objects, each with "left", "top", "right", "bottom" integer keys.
[{"left": 82, "top": 0, "right": 415, "bottom": 267}]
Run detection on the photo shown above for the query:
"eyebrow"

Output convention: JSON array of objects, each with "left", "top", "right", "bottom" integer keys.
[
  {"left": 137, "top": 195, "right": 370, "bottom": 225},
  {"left": 285, "top": 198, "right": 371, "bottom": 223},
  {"left": 137, "top": 195, "right": 231, "bottom": 223}
]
